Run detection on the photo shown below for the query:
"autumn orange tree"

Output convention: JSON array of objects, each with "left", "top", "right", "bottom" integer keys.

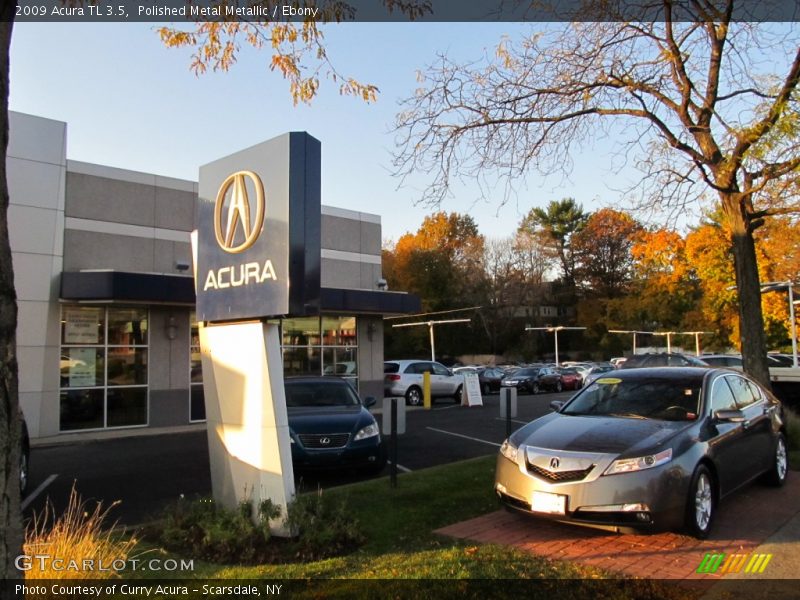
[
  {"left": 393, "top": 6, "right": 800, "bottom": 388},
  {"left": 572, "top": 208, "right": 643, "bottom": 299},
  {"left": 383, "top": 212, "right": 484, "bottom": 357}
]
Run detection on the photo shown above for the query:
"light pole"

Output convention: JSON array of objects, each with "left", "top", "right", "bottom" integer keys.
[
  {"left": 392, "top": 318, "right": 472, "bottom": 362},
  {"left": 525, "top": 326, "right": 587, "bottom": 367},
  {"left": 608, "top": 330, "right": 655, "bottom": 355},
  {"left": 760, "top": 281, "right": 798, "bottom": 368}
]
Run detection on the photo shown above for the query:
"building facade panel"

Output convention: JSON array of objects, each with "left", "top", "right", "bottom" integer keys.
[
  {"left": 66, "top": 172, "right": 156, "bottom": 227},
  {"left": 8, "top": 112, "right": 67, "bottom": 166},
  {"left": 7, "top": 157, "right": 64, "bottom": 210},
  {"left": 154, "top": 186, "right": 196, "bottom": 231},
  {"left": 63, "top": 229, "right": 156, "bottom": 272}
]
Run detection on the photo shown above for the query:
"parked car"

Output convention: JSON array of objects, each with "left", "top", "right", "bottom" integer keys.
[
  {"left": 701, "top": 353, "right": 798, "bottom": 371},
  {"left": 384, "top": 360, "right": 463, "bottom": 406},
  {"left": 285, "top": 377, "right": 385, "bottom": 473},
  {"left": 700, "top": 354, "right": 743, "bottom": 368},
  {"left": 501, "top": 366, "right": 563, "bottom": 394},
  {"left": 495, "top": 367, "right": 787, "bottom": 538},
  {"left": 619, "top": 352, "right": 709, "bottom": 369},
  {"left": 477, "top": 367, "right": 506, "bottom": 395},
  {"left": 582, "top": 364, "right": 616, "bottom": 386},
  {"left": 557, "top": 367, "right": 583, "bottom": 391},
  {"left": 20, "top": 416, "right": 30, "bottom": 495}
]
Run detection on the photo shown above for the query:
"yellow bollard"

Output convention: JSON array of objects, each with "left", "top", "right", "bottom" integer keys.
[{"left": 423, "top": 370, "right": 432, "bottom": 409}]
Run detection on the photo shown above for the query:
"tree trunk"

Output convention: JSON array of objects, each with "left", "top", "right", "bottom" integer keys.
[
  {"left": 721, "top": 192, "right": 772, "bottom": 390},
  {"left": 0, "top": 14, "right": 23, "bottom": 580}
]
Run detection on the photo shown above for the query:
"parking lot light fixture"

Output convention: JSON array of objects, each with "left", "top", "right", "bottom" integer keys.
[
  {"left": 525, "top": 326, "right": 586, "bottom": 367},
  {"left": 759, "top": 281, "right": 798, "bottom": 369},
  {"left": 392, "top": 318, "right": 472, "bottom": 362},
  {"left": 609, "top": 330, "right": 656, "bottom": 356}
]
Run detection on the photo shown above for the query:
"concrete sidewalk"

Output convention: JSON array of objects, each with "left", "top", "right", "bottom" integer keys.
[{"left": 30, "top": 423, "right": 207, "bottom": 448}]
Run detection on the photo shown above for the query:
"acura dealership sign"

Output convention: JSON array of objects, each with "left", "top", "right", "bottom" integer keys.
[{"left": 196, "top": 132, "right": 321, "bottom": 322}]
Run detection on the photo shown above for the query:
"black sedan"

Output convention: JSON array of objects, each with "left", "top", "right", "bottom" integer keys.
[
  {"left": 478, "top": 367, "right": 507, "bottom": 395},
  {"left": 285, "top": 377, "right": 386, "bottom": 473},
  {"left": 495, "top": 368, "right": 787, "bottom": 538},
  {"left": 501, "top": 366, "right": 563, "bottom": 394}
]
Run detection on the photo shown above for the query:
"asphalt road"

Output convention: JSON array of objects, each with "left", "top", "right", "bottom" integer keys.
[{"left": 23, "top": 390, "right": 575, "bottom": 526}]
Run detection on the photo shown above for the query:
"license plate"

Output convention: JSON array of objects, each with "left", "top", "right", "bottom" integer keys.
[{"left": 531, "top": 491, "right": 566, "bottom": 515}]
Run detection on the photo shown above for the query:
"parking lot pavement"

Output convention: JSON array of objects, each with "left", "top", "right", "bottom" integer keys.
[
  {"left": 436, "top": 472, "right": 800, "bottom": 587},
  {"left": 23, "top": 390, "right": 571, "bottom": 526}
]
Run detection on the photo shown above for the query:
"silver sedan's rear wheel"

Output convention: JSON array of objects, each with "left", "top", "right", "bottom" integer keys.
[
  {"left": 764, "top": 434, "right": 788, "bottom": 487},
  {"left": 685, "top": 465, "right": 715, "bottom": 539}
]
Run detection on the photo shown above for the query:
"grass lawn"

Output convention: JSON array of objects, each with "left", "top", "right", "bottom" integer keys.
[{"left": 134, "top": 456, "right": 700, "bottom": 600}]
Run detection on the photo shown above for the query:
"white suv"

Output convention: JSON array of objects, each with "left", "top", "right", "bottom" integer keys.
[{"left": 384, "top": 360, "right": 463, "bottom": 406}]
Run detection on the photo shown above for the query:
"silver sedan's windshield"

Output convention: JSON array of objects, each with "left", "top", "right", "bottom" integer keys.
[{"left": 561, "top": 377, "right": 701, "bottom": 421}]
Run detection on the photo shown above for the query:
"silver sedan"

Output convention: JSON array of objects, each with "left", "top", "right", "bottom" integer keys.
[{"left": 494, "top": 367, "right": 788, "bottom": 538}]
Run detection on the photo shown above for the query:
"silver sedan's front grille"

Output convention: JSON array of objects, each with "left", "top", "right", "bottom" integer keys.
[
  {"left": 527, "top": 462, "right": 595, "bottom": 483},
  {"left": 298, "top": 433, "right": 350, "bottom": 449}
]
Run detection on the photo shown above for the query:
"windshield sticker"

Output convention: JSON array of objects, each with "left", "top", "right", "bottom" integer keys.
[{"left": 596, "top": 378, "right": 622, "bottom": 385}]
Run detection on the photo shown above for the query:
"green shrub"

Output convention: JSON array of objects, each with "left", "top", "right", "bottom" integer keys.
[
  {"left": 286, "top": 489, "right": 365, "bottom": 561},
  {"left": 159, "top": 497, "right": 270, "bottom": 564},
  {"left": 157, "top": 492, "right": 363, "bottom": 564}
]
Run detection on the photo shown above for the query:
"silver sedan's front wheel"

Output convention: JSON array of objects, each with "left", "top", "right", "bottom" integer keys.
[{"left": 686, "top": 465, "right": 715, "bottom": 539}]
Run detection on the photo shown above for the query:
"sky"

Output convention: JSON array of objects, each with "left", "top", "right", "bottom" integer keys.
[
  {"left": 8, "top": 20, "right": 633, "bottom": 243},
  {"left": 9, "top": 20, "right": 791, "bottom": 243}
]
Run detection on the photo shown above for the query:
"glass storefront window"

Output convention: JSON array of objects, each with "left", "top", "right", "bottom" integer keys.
[
  {"left": 59, "top": 306, "right": 148, "bottom": 431},
  {"left": 189, "top": 312, "right": 205, "bottom": 422},
  {"left": 108, "top": 308, "right": 148, "bottom": 346},
  {"left": 282, "top": 317, "right": 321, "bottom": 347},
  {"left": 61, "top": 306, "right": 104, "bottom": 345},
  {"left": 322, "top": 316, "right": 357, "bottom": 346},
  {"left": 189, "top": 314, "right": 361, "bottom": 424},
  {"left": 283, "top": 346, "right": 322, "bottom": 377},
  {"left": 60, "top": 348, "right": 104, "bottom": 388}
]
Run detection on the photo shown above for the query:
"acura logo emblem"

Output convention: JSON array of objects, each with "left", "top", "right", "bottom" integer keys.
[
  {"left": 549, "top": 457, "right": 560, "bottom": 469},
  {"left": 320, "top": 437, "right": 331, "bottom": 446},
  {"left": 214, "top": 170, "right": 265, "bottom": 254}
]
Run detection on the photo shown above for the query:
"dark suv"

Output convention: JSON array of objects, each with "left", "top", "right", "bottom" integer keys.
[{"left": 620, "top": 353, "right": 709, "bottom": 369}]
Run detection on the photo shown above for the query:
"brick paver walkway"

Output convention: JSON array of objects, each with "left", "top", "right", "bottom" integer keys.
[{"left": 435, "top": 475, "right": 800, "bottom": 583}]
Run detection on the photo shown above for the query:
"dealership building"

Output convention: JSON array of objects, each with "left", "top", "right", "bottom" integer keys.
[{"left": 9, "top": 111, "right": 419, "bottom": 439}]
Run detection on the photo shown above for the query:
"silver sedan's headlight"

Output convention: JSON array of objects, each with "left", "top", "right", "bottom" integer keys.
[
  {"left": 354, "top": 422, "right": 380, "bottom": 441},
  {"left": 500, "top": 439, "right": 519, "bottom": 462},
  {"left": 603, "top": 448, "right": 672, "bottom": 475}
]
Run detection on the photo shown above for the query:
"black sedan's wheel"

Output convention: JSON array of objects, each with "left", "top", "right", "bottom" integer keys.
[
  {"left": 482, "top": 383, "right": 491, "bottom": 395},
  {"left": 763, "top": 434, "right": 788, "bottom": 487},
  {"left": 531, "top": 382, "right": 540, "bottom": 395},
  {"left": 685, "top": 464, "right": 715, "bottom": 539},
  {"left": 405, "top": 386, "right": 423, "bottom": 406},
  {"left": 19, "top": 449, "right": 29, "bottom": 495},
  {"left": 555, "top": 380, "right": 563, "bottom": 393}
]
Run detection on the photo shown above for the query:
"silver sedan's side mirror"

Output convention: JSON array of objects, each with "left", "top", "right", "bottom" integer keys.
[
  {"left": 714, "top": 409, "right": 745, "bottom": 422},
  {"left": 550, "top": 400, "right": 565, "bottom": 412}
]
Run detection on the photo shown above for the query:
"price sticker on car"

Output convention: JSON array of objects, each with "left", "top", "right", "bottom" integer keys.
[{"left": 531, "top": 491, "right": 567, "bottom": 514}]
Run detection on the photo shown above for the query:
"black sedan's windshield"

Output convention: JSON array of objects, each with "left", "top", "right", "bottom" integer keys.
[
  {"left": 561, "top": 377, "right": 701, "bottom": 421},
  {"left": 285, "top": 381, "right": 360, "bottom": 407}
]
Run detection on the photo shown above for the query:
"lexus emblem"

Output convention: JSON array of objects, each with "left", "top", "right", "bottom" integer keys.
[
  {"left": 320, "top": 437, "right": 331, "bottom": 446},
  {"left": 214, "top": 170, "right": 265, "bottom": 253},
  {"left": 549, "top": 457, "right": 560, "bottom": 470}
]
